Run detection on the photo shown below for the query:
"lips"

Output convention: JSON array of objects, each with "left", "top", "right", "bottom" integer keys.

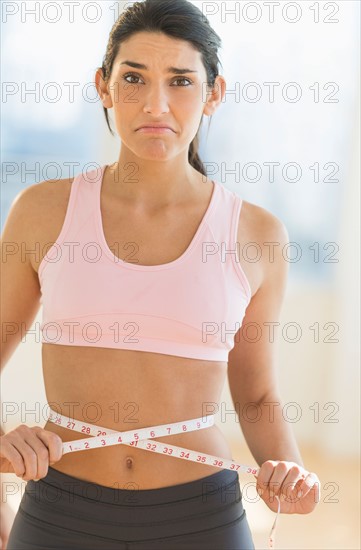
[{"left": 137, "top": 124, "right": 175, "bottom": 132}]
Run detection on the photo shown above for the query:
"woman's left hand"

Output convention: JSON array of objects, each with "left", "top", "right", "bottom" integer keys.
[{"left": 254, "top": 460, "right": 321, "bottom": 514}]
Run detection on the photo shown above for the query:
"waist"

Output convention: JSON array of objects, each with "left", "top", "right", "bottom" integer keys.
[
  {"left": 44, "top": 409, "right": 233, "bottom": 488},
  {"left": 48, "top": 408, "right": 212, "bottom": 446},
  {"left": 44, "top": 408, "right": 257, "bottom": 488}
]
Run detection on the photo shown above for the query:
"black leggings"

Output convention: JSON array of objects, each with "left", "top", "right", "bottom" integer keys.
[{"left": 7, "top": 466, "right": 255, "bottom": 549}]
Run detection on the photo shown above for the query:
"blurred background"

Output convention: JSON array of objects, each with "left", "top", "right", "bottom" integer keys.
[{"left": 1, "top": 1, "right": 360, "bottom": 548}]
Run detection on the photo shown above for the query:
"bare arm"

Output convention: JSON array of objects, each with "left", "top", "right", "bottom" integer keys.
[
  {"left": 227, "top": 209, "right": 321, "bottom": 517},
  {"left": 228, "top": 208, "right": 304, "bottom": 467},
  {"left": 1, "top": 184, "right": 44, "bottom": 439},
  {"left": 1, "top": 186, "right": 42, "bottom": 373},
  {"left": 1, "top": 184, "right": 48, "bottom": 548},
  {"left": 1, "top": 185, "right": 69, "bottom": 500}
]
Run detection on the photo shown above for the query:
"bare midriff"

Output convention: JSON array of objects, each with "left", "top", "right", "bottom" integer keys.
[{"left": 42, "top": 345, "right": 231, "bottom": 490}]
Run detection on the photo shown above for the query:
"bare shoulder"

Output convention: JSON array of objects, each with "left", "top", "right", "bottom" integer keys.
[
  {"left": 236, "top": 198, "right": 290, "bottom": 296},
  {"left": 19, "top": 175, "right": 73, "bottom": 207},
  {"left": 239, "top": 199, "right": 289, "bottom": 243},
  {"left": 10, "top": 176, "right": 75, "bottom": 274}
]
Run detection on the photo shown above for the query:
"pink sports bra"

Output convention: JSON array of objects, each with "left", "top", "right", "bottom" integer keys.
[{"left": 39, "top": 165, "right": 252, "bottom": 361}]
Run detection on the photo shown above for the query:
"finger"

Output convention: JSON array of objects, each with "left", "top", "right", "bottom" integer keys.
[
  {"left": 266, "top": 461, "right": 292, "bottom": 499},
  {"left": 36, "top": 430, "right": 63, "bottom": 464},
  {"left": 278, "top": 466, "right": 309, "bottom": 501},
  {"left": 294, "top": 472, "right": 321, "bottom": 502},
  {"left": 22, "top": 429, "right": 63, "bottom": 479},
  {"left": 0, "top": 439, "right": 26, "bottom": 477},
  {"left": 7, "top": 434, "right": 39, "bottom": 480},
  {"left": 15, "top": 428, "right": 59, "bottom": 480},
  {"left": 22, "top": 440, "right": 50, "bottom": 481},
  {"left": 255, "top": 460, "right": 278, "bottom": 497}
]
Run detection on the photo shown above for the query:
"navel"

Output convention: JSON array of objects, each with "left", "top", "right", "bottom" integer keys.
[{"left": 125, "top": 456, "right": 134, "bottom": 469}]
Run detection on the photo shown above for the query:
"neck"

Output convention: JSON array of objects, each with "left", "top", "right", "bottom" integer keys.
[{"left": 106, "top": 149, "right": 204, "bottom": 208}]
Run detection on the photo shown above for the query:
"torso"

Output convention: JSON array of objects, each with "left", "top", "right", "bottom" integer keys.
[{"left": 30, "top": 165, "right": 264, "bottom": 490}]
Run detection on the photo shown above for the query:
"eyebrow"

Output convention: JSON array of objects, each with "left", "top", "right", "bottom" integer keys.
[{"left": 120, "top": 61, "right": 198, "bottom": 74}]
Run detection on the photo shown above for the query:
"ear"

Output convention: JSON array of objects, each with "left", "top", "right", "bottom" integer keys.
[
  {"left": 203, "top": 75, "right": 226, "bottom": 116},
  {"left": 95, "top": 68, "right": 113, "bottom": 109}
]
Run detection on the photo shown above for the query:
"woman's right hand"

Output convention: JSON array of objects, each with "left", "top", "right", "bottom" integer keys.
[{"left": 0, "top": 425, "right": 63, "bottom": 481}]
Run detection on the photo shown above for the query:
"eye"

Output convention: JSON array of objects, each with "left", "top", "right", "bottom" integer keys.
[
  {"left": 123, "top": 73, "right": 143, "bottom": 84},
  {"left": 122, "top": 73, "right": 192, "bottom": 87},
  {"left": 171, "top": 77, "right": 193, "bottom": 87}
]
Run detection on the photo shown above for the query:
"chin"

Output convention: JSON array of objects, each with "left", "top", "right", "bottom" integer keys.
[{"left": 135, "top": 143, "right": 176, "bottom": 159}]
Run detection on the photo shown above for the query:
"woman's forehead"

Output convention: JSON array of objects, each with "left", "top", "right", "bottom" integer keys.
[{"left": 115, "top": 32, "right": 203, "bottom": 69}]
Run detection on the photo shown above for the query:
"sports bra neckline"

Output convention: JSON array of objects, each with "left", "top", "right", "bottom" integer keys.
[{"left": 96, "top": 164, "right": 220, "bottom": 271}]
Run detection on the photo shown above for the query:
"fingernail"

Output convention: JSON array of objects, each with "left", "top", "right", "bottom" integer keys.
[
  {"left": 257, "top": 488, "right": 264, "bottom": 496},
  {"left": 297, "top": 489, "right": 303, "bottom": 498}
]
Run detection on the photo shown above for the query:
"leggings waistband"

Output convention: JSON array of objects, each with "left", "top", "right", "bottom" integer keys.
[
  {"left": 20, "top": 467, "right": 245, "bottom": 542},
  {"left": 27, "top": 465, "right": 241, "bottom": 506}
]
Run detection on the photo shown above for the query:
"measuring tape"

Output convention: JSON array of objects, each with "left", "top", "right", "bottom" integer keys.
[{"left": 48, "top": 408, "right": 280, "bottom": 548}]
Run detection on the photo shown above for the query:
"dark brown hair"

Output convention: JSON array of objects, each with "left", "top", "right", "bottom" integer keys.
[{"left": 98, "top": 0, "right": 222, "bottom": 177}]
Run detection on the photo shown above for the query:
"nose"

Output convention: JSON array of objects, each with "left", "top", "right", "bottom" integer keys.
[{"left": 143, "top": 84, "right": 170, "bottom": 116}]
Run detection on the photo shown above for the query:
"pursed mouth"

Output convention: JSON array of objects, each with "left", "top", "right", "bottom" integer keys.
[
  {"left": 136, "top": 125, "right": 175, "bottom": 132},
  {"left": 137, "top": 127, "right": 175, "bottom": 133}
]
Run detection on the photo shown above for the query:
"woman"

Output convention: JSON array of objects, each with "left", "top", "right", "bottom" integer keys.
[{"left": 0, "top": 1, "right": 320, "bottom": 548}]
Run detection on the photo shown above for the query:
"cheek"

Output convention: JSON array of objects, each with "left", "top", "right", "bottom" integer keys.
[
  {"left": 172, "top": 93, "right": 206, "bottom": 132},
  {"left": 111, "top": 81, "right": 139, "bottom": 107},
  {"left": 175, "top": 83, "right": 206, "bottom": 115}
]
